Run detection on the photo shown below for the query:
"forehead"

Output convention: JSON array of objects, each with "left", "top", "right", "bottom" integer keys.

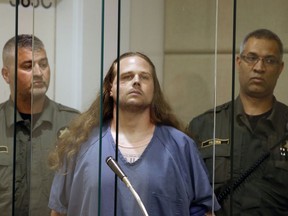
[
  {"left": 17, "top": 47, "right": 47, "bottom": 60},
  {"left": 118, "top": 56, "right": 152, "bottom": 74},
  {"left": 243, "top": 38, "right": 280, "bottom": 56},
  {"left": 18, "top": 47, "right": 46, "bottom": 55}
]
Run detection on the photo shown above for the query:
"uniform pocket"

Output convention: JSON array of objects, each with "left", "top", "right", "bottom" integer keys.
[
  {"left": 0, "top": 152, "right": 13, "bottom": 193},
  {"left": 200, "top": 143, "right": 231, "bottom": 184},
  {"left": 275, "top": 160, "right": 288, "bottom": 171}
]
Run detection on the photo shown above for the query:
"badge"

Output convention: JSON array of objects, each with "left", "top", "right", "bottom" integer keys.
[
  {"left": 57, "top": 127, "right": 69, "bottom": 139},
  {"left": 280, "top": 141, "right": 288, "bottom": 160}
]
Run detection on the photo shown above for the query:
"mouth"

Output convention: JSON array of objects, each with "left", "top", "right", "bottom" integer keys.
[
  {"left": 129, "top": 89, "right": 142, "bottom": 95},
  {"left": 250, "top": 77, "right": 264, "bottom": 84},
  {"left": 32, "top": 81, "right": 46, "bottom": 87},
  {"left": 128, "top": 92, "right": 142, "bottom": 98}
]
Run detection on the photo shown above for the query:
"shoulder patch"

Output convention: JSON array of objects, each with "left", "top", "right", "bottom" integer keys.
[{"left": 57, "top": 126, "right": 70, "bottom": 139}]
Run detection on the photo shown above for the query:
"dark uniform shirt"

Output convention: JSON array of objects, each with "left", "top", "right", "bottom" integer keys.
[
  {"left": 0, "top": 97, "right": 79, "bottom": 216},
  {"left": 188, "top": 96, "right": 288, "bottom": 216}
]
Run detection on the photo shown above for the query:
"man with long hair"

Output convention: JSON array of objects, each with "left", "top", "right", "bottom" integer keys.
[{"left": 49, "top": 52, "right": 220, "bottom": 215}]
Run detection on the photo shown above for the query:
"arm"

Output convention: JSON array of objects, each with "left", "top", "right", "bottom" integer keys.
[{"left": 51, "top": 210, "right": 66, "bottom": 216}]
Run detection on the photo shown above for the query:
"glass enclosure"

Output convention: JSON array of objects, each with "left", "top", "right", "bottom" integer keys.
[{"left": 1, "top": 0, "right": 288, "bottom": 215}]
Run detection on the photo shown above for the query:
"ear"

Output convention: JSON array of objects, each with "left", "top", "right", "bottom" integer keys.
[
  {"left": 277, "top": 61, "right": 284, "bottom": 77},
  {"left": 236, "top": 55, "right": 241, "bottom": 65},
  {"left": 235, "top": 55, "right": 242, "bottom": 71},
  {"left": 2, "top": 67, "right": 10, "bottom": 84},
  {"left": 109, "top": 83, "right": 113, "bottom": 97},
  {"left": 280, "top": 61, "right": 284, "bottom": 73}
]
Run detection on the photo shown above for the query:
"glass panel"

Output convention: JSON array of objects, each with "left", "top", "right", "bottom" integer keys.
[
  {"left": 225, "top": 1, "right": 288, "bottom": 215},
  {"left": 0, "top": 2, "right": 38, "bottom": 215},
  {"left": 30, "top": 3, "right": 60, "bottom": 215},
  {"left": 165, "top": 0, "right": 220, "bottom": 214},
  {"left": 108, "top": 0, "right": 217, "bottom": 215},
  {"left": 32, "top": 0, "right": 102, "bottom": 215},
  {"left": 0, "top": 0, "right": 103, "bottom": 215},
  {"left": 185, "top": 0, "right": 288, "bottom": 215},
  {"left": 2, "top": 0, "right": 287, "bottom": 215}
]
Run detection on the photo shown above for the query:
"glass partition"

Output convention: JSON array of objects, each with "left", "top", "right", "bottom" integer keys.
[{"left": 1, "top": 0, "right": 288, "bottom": 215}]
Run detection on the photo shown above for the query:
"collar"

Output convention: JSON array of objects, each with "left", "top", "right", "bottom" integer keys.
[
  {"left": 234, "top": 96, "right": 285, "bottom": 131},
  {"left": 4, "top": 96, "right": 53, "bottom": 129}
]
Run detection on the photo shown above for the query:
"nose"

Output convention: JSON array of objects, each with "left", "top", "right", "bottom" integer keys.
[
  {"left": 253, "top": 58, "right": 265, "bottom": 72},
  {"left": 33, "top": 63, "right": 43, "bottom": 76},
  {"left": 133, "top": 74, "right": 140, "bottom": 84}
]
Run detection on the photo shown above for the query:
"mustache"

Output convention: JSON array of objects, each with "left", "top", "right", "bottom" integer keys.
[
  {"left": 128, "top": 89, "right": 143, "bottom": 95},
  {"left": 31, "top": 76, "right": 49, "bottom": 83}
]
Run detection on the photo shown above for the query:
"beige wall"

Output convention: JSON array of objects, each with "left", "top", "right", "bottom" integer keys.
[{"left": 164, "top": 0, "right": 288, "bottom": 125}]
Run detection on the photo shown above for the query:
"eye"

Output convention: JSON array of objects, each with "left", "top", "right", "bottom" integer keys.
[
  {"left": 264, "top": 57, "right": 278, "bottom": 65},
  {"left": 245, "top": 55, "right": 258, "bottom": 62},
  {"left": 121, "top": 74, "right": 133, "bottom": 80},
  {"left": 140, "top": 74, "right": 151, "bottom": 80},
  {"left": 39, "top": 60, "right": 49, "bottom": 69},
  {"left": 39, "top": 63, "right": 48, "bottom": 69},
  {"left": 21, "top": 63, "right": 32, "bottom": 71}
]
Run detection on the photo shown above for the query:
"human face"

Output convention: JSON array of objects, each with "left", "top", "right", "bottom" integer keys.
[
  {"left": 2, "top": 47, "right": 50, "bottom": 102},
  {"left": 110, "top": 56, "right": 154, "bottom": 112},
  {"left": 236, "top": 38, "right": 284, "bottom": 99}
]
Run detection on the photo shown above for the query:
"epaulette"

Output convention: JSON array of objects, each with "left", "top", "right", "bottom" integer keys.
[
  {"left": 57, "top": 103, "right": 80, "bottom": 114},
  {"left": 216, "top": 102, "right": 230, "bottom": 112},
  {"left": 202, "top": 101, "right": 231, "bottom": 115}
]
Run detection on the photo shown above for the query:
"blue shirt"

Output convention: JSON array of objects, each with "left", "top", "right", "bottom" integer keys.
[{"left": 49, "top": 123, "right": 220, "bottom": 215}]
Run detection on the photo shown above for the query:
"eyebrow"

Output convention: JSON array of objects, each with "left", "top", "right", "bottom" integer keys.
[
  {"left": 122, "top": 71, "right": 151, "bottom": 75},
  {"left": 19, "top": 57, "right": 48, "bottom": 66},
  {"left": 19, "top": 60, "right": 32, "bottom": 65},
  {"left": 245, "top": 52, "right": 278, "bottom": 58}
]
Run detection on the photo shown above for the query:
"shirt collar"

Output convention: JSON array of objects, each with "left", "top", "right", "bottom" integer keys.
[
  {"left": 5, "top": 96, "right": 52, "bottom": 129},
  {"left": 235, "top": 95, "right": 280, "bottom": 130}
]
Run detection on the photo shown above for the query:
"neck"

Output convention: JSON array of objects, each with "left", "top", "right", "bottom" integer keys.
[
  {"left": 239, "top": 93, "right": 274, "bottom": 115},
  {"left": 110, "top": 107, "right": 155, "bottom": 147},
  {"left": 111, "top": 105, "right": 152, "bottom": 128}
]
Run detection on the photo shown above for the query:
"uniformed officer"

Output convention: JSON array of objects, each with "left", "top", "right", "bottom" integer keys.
[
  {"left": 0, "top": 35, "right": 79, "bottom": 216},
  {"left": 188, "top": 29, "right": 288, "bottom": 215}
]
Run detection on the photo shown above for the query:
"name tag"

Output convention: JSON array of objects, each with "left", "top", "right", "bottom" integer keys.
[
  {"left": 0, "top": 146, "right": 8, "bottom": 153},
  {"left": 201, "top": 138, "right": 229, "bottom": 148}
]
